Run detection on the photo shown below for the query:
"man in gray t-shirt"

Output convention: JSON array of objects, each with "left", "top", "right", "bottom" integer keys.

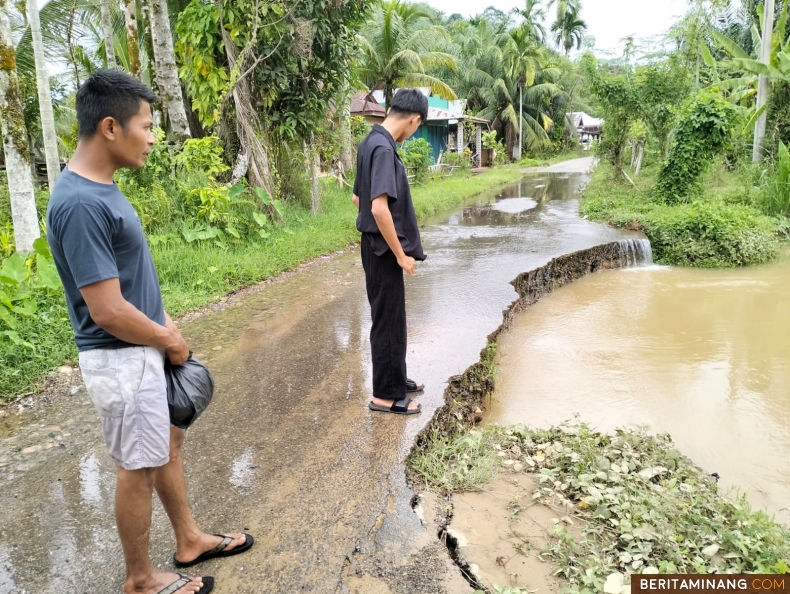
[{"left": 46, "top": 70, "right": 252, "bottom": 594}]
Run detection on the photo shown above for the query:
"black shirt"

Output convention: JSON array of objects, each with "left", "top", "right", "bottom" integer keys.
[{"left": 354, "top": 125, "right": 426, "bottom": 261}]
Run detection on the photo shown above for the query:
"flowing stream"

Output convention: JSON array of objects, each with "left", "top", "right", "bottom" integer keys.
[{"left": 486, "top": 256, "right": 790, "bottom": 524}]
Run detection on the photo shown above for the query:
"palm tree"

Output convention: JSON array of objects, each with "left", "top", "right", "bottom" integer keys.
[
  {"left": 147, "top": 0, "right": 189, "bottom": 139},
  {"left": 551, "top": 2, "right": 586, "bottom": 57},
  {"left": 26, "top": 0, "right": 61, "bottom": 189},
  {"left": 466, "top": 31, "right": 565, "bottom": 153},
  {"left": 506, "top": 25, "right": 544, "bottom": 156},
  {"left": 357, "top": 0, "right": 458, "bottom": 109},
  {"left": 100, "top": 0, "right": 117, "bottom": 68},
  {"left": 0, "top": 0, "right": 38, "bottom": 253},
  {"left": 510, "top": 0, "right": 547, "bottom": 43}
]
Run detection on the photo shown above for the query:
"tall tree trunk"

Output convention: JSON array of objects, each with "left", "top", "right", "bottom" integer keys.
[
  {"left": 100, "top": 0, "right": 117, "bottom": 68},
  {"left": 148, "top": 0, "right": 190, "bottom": 140},
  {"left": 124, "top": 0, "right": 141, "bottom": 78},
  {"left": 338, "top": 84, "right": 353, "bottom": 174},
  {"left": 221, "top": 27, "right": 277, "bottom": 202},
  {"left": 27, "top": 0, "right": 61, "bottom": 190},
  {"left": 309, "top": 135, "right": 320, "bottom": 215},
  {"left": 0, "top": 0, "right": 38, "bottom": 253},
  {"left": 753, "top": 0, "right": 775, "bottom": 162}
]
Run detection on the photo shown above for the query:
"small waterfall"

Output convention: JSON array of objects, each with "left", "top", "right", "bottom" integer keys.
[{"left": 618, "top": 238, "right": 653, "bottom": 267}]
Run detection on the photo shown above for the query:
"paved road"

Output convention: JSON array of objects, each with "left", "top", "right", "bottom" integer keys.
[{"left": 0, "top": 158, "right": 632, "bottom": 593}]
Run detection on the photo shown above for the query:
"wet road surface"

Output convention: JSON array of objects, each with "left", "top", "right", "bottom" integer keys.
[{"left": 0, "top": 158, "right": 638, "bottom": 593}]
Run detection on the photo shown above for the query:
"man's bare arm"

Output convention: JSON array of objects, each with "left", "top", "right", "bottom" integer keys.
[
  {"left": 80, "top": 278, "right": 189, "bottom": 364},
  {"left": 352, "top": 194, "right": 360, "bottom": 210},
  {"left": 371, "top": 195, "right": 415, "bottom": 275}
]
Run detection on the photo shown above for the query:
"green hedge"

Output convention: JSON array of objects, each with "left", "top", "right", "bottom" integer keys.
[{"left": 581, "top": 164, "right": 780, "bottom": 268}]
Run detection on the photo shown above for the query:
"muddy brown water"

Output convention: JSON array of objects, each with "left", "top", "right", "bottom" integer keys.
[
  {"left": 0, "top": 158, "right": 644, "bottom": 593},
  {"left": 487, "top": 256, "right": 790, "bottom": 525}
]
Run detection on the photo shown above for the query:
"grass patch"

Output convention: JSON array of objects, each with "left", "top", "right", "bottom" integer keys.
[
  {"left": 411, "top": 422, "right": 790, "bottom": 587},
  {"left": 1, "top": 167, "right": 524, "bottom": 399},
  {"left": 580, "top": 163, "right": 780, "bottom": 267}
]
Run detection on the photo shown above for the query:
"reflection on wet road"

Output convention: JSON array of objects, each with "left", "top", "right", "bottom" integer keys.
[{"left": 0, "top": 158, "right": 639, "bottom": 593}]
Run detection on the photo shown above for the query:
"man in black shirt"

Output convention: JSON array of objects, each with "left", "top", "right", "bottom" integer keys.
[{"left": 353, "top": 89, "right": 428, "bottom": 415}]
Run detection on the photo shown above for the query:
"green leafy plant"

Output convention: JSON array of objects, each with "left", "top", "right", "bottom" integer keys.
[
  {"left": 653, "top": 91, "right": 741, "bottom": 205},
  {"left": 174, "top": 136, "right": 230, "bottom": 180},
  {"left": 0, "top": 222, "right": 14, "bottom": 258},
  {"left": 482, "top": 130, "right": 499, "bottom": 150},
  {"left": 0, "top": 238, "right": 63, "bottom": 341},
  {"left": 759, "top": 140, "right": 790, "bottom": 217},
  {"left": 399, "top": 137, "right": 434, "bottom": 180}
]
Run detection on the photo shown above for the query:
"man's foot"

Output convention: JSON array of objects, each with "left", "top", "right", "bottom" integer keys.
[
  {"left": 125, "top": 570, "right": 208, "bottom": 594},
  {"left": 406, "top": 379, "right": 425, "bottom": 393},
  {"left": 370, "top": 397, "right": 421, "bottom": 414},
  {"left": 175, "top": 533, "right": 250, "bottom": 567}
]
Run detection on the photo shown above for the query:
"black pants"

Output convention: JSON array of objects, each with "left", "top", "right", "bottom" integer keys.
[{"left": 361, "top": 236, "right": 408, "bottom": 403}]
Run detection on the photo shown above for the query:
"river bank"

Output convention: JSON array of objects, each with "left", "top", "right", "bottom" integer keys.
[
  {"left": 0, "top": 158, "right": 637, "bottom": 594},
  {"left": 407, "top": 235, "right": 790, "bottom": 591}
]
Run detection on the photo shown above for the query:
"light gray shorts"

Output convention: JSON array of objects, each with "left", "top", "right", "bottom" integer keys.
[{"left": 79, "top": 346, "right": 171, "bottom": 470}]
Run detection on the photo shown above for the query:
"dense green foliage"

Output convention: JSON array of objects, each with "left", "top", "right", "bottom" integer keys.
[
  {"left": 412, "top": 422, "right": 790, "bottom": 583},
  {"left": 581, "top": 163, "right": 779, "bottom": 268},
  {"left": 653, "top": 91, "right": 742, "bottom": 204},
  {"left": 398, "top": 137, "right": 433, "bottom": 176}
]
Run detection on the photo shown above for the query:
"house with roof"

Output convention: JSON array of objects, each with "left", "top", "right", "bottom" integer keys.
[
  {"left": 372, "top": 88, "right": 490, "bottom": 164},
  {"left": 569, "top": 111, "right": 604, "bottom": 143},
  {"left": 350, "top": 91, "right": 386, "bottom": 124}
]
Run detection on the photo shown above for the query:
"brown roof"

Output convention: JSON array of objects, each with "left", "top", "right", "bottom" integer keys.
[{"left": 351, "top": 91, "right": 385, "bottom": 118}]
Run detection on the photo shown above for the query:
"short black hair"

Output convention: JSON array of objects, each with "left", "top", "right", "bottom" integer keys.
[
  {"left": 76, "top": 69, "right": 159, "bottom": 138},
  {"left": 389, "top": 89, "right": 428, "bottom": 123}
]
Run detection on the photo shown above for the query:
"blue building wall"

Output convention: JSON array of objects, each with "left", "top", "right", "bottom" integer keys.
[{"left": 407, "top": 122, "right": 448, "bottom": 163}]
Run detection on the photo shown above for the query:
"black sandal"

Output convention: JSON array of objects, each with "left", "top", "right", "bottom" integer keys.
[
  {"left": 369, "top": 397, "right": 422, "bottom": 415},
  {"left": 173, "top": 534, "right": 254, "bottom": 568},
  {"left": 158, "top": 575, "right": 214, "bottom": 594},
  {"left": 406, "top": 379, "right": 425, "bottom": 393}
]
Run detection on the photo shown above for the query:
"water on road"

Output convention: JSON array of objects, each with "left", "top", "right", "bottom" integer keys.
[{"left": 0, "top": 158, "right": 640, "bottom": 593}]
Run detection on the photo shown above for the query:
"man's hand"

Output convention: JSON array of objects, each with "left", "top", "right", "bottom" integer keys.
[
  {"left": 397, "top": 255, "right": 416, "bottom": 275},
  {"left": 164, "top": 331, "right": 189, "bottom": 365},
  {"left": 164, "top": 313, "right": 189, "bottom": 365},
  {"left": 80, "top": 279, "right": 190, "bottom": 364}
]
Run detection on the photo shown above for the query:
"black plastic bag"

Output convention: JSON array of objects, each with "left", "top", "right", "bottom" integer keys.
[{"left": 165, "top": 354, "right": 214, "bottom": 429}]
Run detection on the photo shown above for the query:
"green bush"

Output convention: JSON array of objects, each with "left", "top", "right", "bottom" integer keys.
[
  {"left": 759, "top": 140, "right": 790, "bottom": 217},
  {"left": 398, "top": 137, "right": 433, "bottom": 179},
  {"left": 653, "top": 91, "right": 741, "bottom": 204},
  {"left": 581, "top": 163, "right": 779, "bottom": 268},
  {"left": 443, "top": 151, "right": 470, "bottom": 170},
  {"left": 0, "top": 239, "right": 76, "bottom": 398},
  {"left": 642, "top": 201, "right": 779, "bottom": 268}
]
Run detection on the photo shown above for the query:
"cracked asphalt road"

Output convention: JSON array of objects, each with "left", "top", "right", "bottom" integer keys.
[{"left": 0, "top": 158, "right": 636, "bottom": 593}]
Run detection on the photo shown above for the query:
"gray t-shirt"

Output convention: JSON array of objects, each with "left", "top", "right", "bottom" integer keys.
[{"left": 46, "top": 169, "right": 165, "bottom": 351}]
